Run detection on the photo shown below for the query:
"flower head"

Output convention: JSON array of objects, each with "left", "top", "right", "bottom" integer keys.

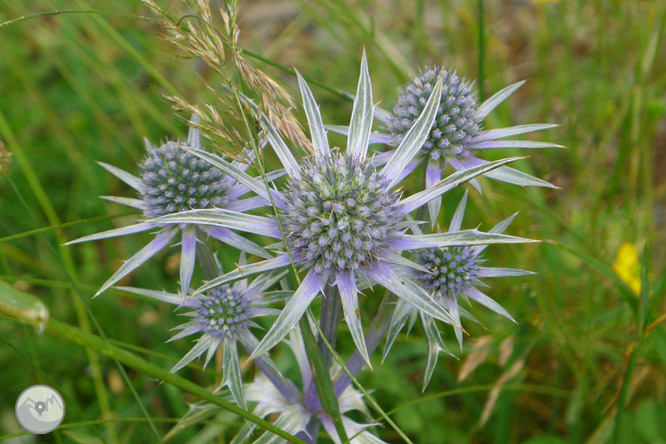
[
  {"left": 385, "top": 192, "right": 535, "bottom": 389},
  {"left": 387, "top": 66, "right": 482, "bottom": 161},
  {"left": 152, "top": 52, "right": 536, "bottom": 367},
  {"left": 192, "top": 286, "right": 251, "bottom": 340},
  {"left": 612, "top": 242, "right": 642, "bottom": 295},
  {"left": 118, "top": 269, "right": 285, "bottom": 408},
  {"left": 139, "top": 141, "right": 231, "bottom": 218},
  {"left": 417, "top": 246, "right": 480, "bottom": 296},
  {"left": 66, "top": 116, "right": 271, "bottom": 297},
  {"left": 284, "top": 151, "right": 400, "bottom": 273}
]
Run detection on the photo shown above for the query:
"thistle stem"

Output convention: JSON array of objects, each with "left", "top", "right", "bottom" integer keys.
[
  {"left": 195, "top": 228, "right": 220, "bottom": 280},
  {"left": 333, "top": 294, "right": 396, "bottom": 396},
  {"left": 301, "top": 285, "right": 342, "bottom": 444},
  {"left": 318, "top": 284, "right": 341, "bottom": 367}
]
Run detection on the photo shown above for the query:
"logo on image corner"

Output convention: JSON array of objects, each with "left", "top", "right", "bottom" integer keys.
[{"left": 15, "top": 385, "right": 66, "bottom": 434}]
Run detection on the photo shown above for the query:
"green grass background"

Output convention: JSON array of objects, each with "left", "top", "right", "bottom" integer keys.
[{"left": 1, "top": 0, "right": 665, "bottom": 443}]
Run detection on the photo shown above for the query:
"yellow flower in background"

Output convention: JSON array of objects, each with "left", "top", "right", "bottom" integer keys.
[{"left": 613, "top": 242, "right": 641, "bottom": 295}]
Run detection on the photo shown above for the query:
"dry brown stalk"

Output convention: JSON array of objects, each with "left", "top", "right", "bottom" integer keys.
[{"left": 142, "top": 0, "right": 312, "bottom": 159}]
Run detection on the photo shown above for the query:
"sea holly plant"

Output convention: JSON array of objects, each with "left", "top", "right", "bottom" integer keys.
[
  {"left": 63, "top": 15, "right": 556, "bottom": 442},
  {"left": 151, "top": 52, "right": 538, "bottom": 369}
]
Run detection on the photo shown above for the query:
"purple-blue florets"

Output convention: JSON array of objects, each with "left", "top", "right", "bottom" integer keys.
[
  {"left": 388, "top": 67, "right": 482, "bottom": 161},
  {"left": 194, "top": 286, "right": 250, "bottom": 340},
  {"left": 283, "top": 152, "right": 400, "bottom": 273},
  {"left": 417, "top": 247, "right": 479, "bottom": 296},
  {"left": 140, "top": 141, "right": 230, "bottom": 218}
]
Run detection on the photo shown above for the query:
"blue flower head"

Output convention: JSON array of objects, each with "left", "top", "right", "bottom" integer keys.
[
  {"left": 382, "top": 66, "right": 561, "bottom": 190},
  {"left": 384, "top": 191, "right": 535, "bottom": 389},
  {"left": 388, "top": 66, "right": 482, "bottom": 161},
  {"left": 118, "top": 269, "right": 286, "bottom": 409},
  {"left": 139, "top": 140, "right": 231, "bottom": 218},
  {"left": 66, "top": 117, "right": 271, "bottom": 297},
  {"left": 283, "top": 151, "right": 401, "bottom": 274}
]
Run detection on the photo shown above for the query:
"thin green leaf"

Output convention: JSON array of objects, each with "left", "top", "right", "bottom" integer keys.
[{"left": 0, "top": 304, "right": 307, "bottom": 444}]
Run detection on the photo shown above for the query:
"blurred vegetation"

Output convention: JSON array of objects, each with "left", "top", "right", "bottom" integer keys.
[{"left": 1, "top": 0, "right": 665, "bottom": 443}]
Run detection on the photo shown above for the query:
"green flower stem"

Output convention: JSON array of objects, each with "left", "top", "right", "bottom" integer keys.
[
  {"left": 318, "top": 284, "right": 341, "bottom": 367},
  {"left": 300, "top": 315, "right": 349, "bottom": 444},
  {"left": 230, "top": 84, "right": 349, "bottom": 444},
  {"left": 477, "top": 0, "right": 485, "bottom": 101},
  {"left": 308, "top": 304, "right": 414, "bottom": 444},
  {"left": 333, "top": 293, "right": 396, "bottom": 395},
  {"left": 0, "top": 9, "right": 104, "bottom": 31},
  {"left": 0, "top": 303, "right": 308, "bottom": 444},
  {"left": 195, "top": 228, "right": 221, "bottom": 280}
]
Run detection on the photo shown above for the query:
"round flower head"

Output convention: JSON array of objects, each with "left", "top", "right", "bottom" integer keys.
[
  {"left": 192, "top": 286, "right": 251, "bottom": 340},
  {"left": 387, "top": 66, "right": 482, "bottom": 161},
  {"left": 139, "top": 141, "right": 230, "bottom": 218},
  {"left": 417, "top": 246, "right": 480, "bottom": 296},
  {"left": 235, "top": 327, "right": 388, "bottom": 444},
  {"left": 283, "top": 152, "right": 400, "bottom": 273},
  {"left": 117, "top": 270, "right": 286, "bottom": 408},
  {"left": 330, "top": 65, "right": 562, "bottom": 226},
  {"left": 66, "top": 116, "right": 272, "bottom": 297},
  {"left": 152, "top": 52, "right": 536, "bottom": 367},
  {"left": 384, "top": 191, "right": 535, "bottom": 389}
]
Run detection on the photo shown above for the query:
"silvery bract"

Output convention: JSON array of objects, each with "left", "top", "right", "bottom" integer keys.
[
  {"left": 65, "top": 117, "right": 272, "bottom": 296},
  {"left": 150, "top": 52, "right": 537, "bottom": 366}
]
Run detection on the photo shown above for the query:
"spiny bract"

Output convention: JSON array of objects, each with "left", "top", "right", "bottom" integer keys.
[
  {"left": 417, "top": 247, "right": 480, "bottom": 297},
  {"left": 140, "top": 141, "right": 231, "bottom": 218},
  {"left": 194, "top": 286, "right": 251, "bottom": 340},
  {"left": 388, "top": 66, "right": 482, "bottom": 161},
  {"left": 283, "top": 151, "right": 400, "bottom": 273}
]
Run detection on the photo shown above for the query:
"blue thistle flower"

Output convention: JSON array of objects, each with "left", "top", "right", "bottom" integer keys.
[
  {"left": 417, "top": 246, "right": 480, "bottom": 297},
  {"left": 384, "top": 191, "right": 535, "bottom": 389},
  {"left": 387, "top": 66, "right": 482, "bottom": 161},
  {"left": 151, "top": 52, "right": 537, "bottom": 366},
  {"left": 117, "top": 269, "right": 289, "bottom": 408},
  {"left": 283, "top": 152, "right": 401, "bottom": 274},
  {"left": 139, "top": 140, "right": 231, "bottom": 218},
  {"left": 382, "top": 65, "right": 560, "bottom": 188},
  {"left": 66, "top": 117, "right": 272, "bottom": 297}
]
